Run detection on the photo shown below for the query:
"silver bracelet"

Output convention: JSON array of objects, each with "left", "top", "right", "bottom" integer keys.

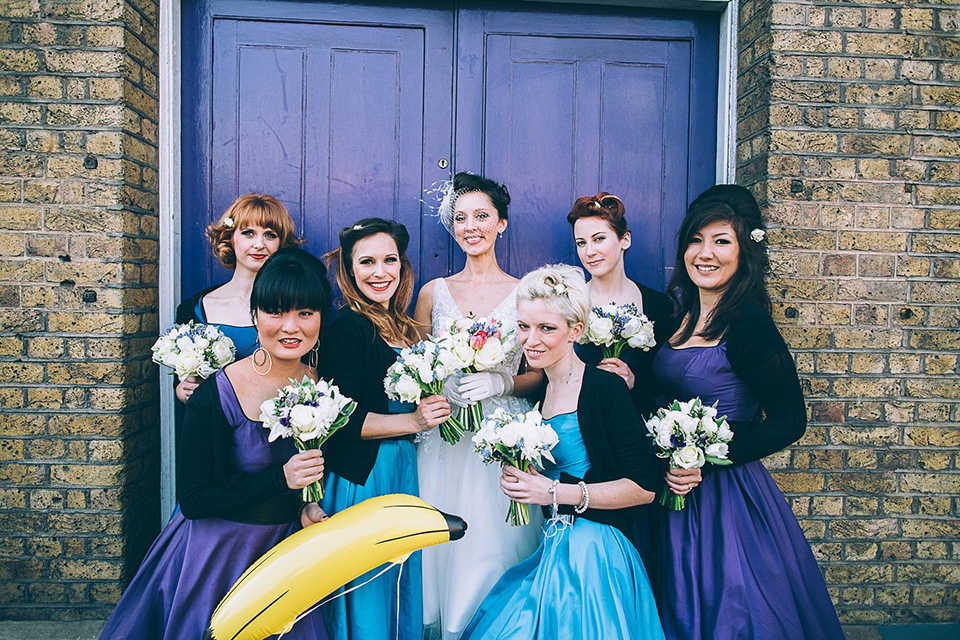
[
  {"left": 574, "top": 481, "right": 589, "bottom": 514},
  {"left": 549, "top": 479, "right": 559, "bottom": 517}
]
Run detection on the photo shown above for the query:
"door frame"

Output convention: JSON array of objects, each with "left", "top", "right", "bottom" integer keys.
[{"left": 157, "top": 0, "right": 739, "bottom": 520}]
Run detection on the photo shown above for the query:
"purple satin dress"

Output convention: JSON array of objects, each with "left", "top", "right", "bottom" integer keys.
[
  {"left": 652, "top": 343, "right": 844, "bottom": 640},
  {"left": 99, "top": 372, "right": 329, "bottom": 640}
]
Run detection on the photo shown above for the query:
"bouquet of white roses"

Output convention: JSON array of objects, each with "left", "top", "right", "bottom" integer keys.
[
  {"left": 435, "top": 316, "right": 516, "bottom": 433},
  {"left": 384, "top": 338, "right": 464, "bottom": 445},
  {"left": 259, "top": 376, "right": 357, "bottom": 502},
  {"left": 579, "top": 302, "right": 655, "bottom": 359},
  {"left": 152, "top": 321, "right": 236, "bottom": 380},
  {"left": 645, "top": 397, "right": 733, "bottom": 510},
  {"left": 473, "top": 408, "right": 559, "bottom": 526}
]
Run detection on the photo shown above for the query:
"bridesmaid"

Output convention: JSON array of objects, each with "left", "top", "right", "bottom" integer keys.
[
  {"left": 319, "top": 218, "right": 452, "bottom": 640},
  {"left": 568, "top": 192, "right": 673, "bottom": 418},
  {"left": 175, "top": 193, "right": 300, "bottom": 403},
  {"left": 652, "top": 185, "right": 845, "bottom": 639},
  {"left": 414, "top": 172, "right": 543, "bottom": 640},
  {"left": 568, "top": 192, "right": 674, "bottom": 578},
  {"left": 462, "top": 265, "right": 671, "bottom": 640},
  {"left": 99, "top": 248, "right": 330, "bottom": 640}
]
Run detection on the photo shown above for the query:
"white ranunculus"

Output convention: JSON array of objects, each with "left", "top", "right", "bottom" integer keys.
[
  {"left": 212, "top": 340, "right": 234, "bottom": 365},
  {"left": 675, "top": 413, "right": 699, "bottom": 435},
  {"left": 474, "top": 338, "right": 505, "bottom": 370},
  {"left": 497, "top": 423, "right": 521, "bottom": 448},
  {"left": 705, "top": 442, "right": 729, "bottom": 459},
  {"left": 655, "top": 428, "right": 675, "bottom": 451},
  {"left": 394, "top": 374, "right": 421, "bottom": 404},
  {"left": 196, "top": 360, "right": 217, "bottom": 379},
  {"left": 672, "top": 445, "right": 705, "bottom": 469}
]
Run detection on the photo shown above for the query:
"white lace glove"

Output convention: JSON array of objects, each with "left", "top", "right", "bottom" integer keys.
[
  {"left": 458, "top": 371, "right": 515, "bottom": 403},
  {"left": 441, "top": 373, "right": 470, "bottom": 408}
]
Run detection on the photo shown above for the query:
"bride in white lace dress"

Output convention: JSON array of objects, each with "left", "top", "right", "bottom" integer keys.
[{"left": 414, "top": 173, "right": 543, "bottom": 640}]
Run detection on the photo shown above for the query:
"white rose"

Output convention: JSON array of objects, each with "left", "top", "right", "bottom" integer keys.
[
  {"left": 672, "top": 445, "right": 705, "bottom": 469},
  {"left": 705, "top": 442, "right": 729, "bottom": 459},
  {"left": 627, "top": 325, "right": 655, "bottom": 350},
  {"left": 589, "top": 316, "right": 615, "bottom": 344},
  {"left": 212, "top": 340, "right": 234, "bottom": 366},
  {"left": 474, "top": 339, "right": 505, "bottom": 370},
  {"left": 175, "top": 349, "right": 201, "bottom": 379},
  {"left": 394, "top": 374, "right": 422, "bottom": 404},
  {"left": 288, "top": 405, "right": 317, "bottom": 431},
  {"left": 451, "top": 342, "right": 475, "bottom": 368}
]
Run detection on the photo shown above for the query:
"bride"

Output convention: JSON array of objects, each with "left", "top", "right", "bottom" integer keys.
[{"left": 414, "top": 172, "right": 544, "bottom": 640}]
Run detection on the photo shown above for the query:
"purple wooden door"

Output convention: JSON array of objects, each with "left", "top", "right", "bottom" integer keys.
[
  {"left": 182, "top": 1, "right": 718, "bottom": 295},
  {"left": 182, "top": 1, "right": 454, "bottom": 295},
  {"left": 454, "top": 4, "right": 718, "bottom": 290}
]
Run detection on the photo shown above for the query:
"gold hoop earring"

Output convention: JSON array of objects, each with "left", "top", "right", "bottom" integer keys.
[
  {"left": 308, "top": 342, "right": 320, "bottom": 370},
  {"left": 252, "top": 347, "right": 272, "bottom": 376}
]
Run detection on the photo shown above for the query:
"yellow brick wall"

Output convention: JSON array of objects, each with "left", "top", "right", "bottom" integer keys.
[
  {"left": 740, "top": 0, "right": 960, "bottom": 623},
  {"left": 0, "top": 0, "right": 160, "bottom": 619}
]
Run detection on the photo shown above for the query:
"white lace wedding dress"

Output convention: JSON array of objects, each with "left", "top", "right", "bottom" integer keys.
[{"left": 418, "top": 278, "right": 543, "bottom": 640}]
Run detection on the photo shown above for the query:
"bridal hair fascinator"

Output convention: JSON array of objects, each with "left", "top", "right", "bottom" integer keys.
[
  {"left": 223, "top": 216, "right": 235, "bottom": 228},
  {"left": 435, "top": 179, "right": 469, "bottom": 236}
]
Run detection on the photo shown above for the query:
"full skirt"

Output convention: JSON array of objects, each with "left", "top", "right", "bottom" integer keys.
[
  {"left": 98, "top": 512, "right": 328, "bottom": 640},
  {"left": 656, "top": 461, "right": 845, "bottom": 640},
  {"left": 461, "top": 517, "right": 665, "bottom": 640},
  {"left": 320, "top": 438, "right": 422, "bottom": 640}
]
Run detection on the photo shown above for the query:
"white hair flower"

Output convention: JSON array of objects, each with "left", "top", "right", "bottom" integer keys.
[
  {"left": 553, "top": 283, "right": 567, "bottom": 296},
  {"left": 750, "top": 228, "right": 765, "bottom": 243},
  {"left": 223, "top": 217, "right": 234, "bottom": 228}
]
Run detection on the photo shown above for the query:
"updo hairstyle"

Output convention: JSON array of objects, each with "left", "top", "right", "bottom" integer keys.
[
  {"left": 516, "top": 264, "right": 590, "bottom": 328},
  {"left": 566, "top": 192, "right": 628, "bottom": 239},
  {"left": 206, "top": 194, "right": 301, "bottom": 268}
]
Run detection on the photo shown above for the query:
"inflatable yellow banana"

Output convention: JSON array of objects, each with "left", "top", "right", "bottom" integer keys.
[{"left": 204, "top": 494, "right": 466, "bottom": 640}]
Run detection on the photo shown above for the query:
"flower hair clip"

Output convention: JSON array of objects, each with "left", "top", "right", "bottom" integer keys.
[
  {"left": 223, "top": 217, "right": 234, "bottom": 228},
  {"left": 553, "top": 282, "right": 568, "bottom": 296},
  {"left": 750, "top": 228, "right": 765, "bottom": 243},
  {"left": 352, "top": 223, "right": 363, "bottom": 230}
]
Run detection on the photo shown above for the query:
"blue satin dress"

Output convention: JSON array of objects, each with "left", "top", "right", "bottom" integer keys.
[
  {"left": 194, "top": 296, "right": 259, "bottom": 358},
  {"left": 319, "top": 349, "right": 422, "bottom": 640},
  {"left": 462, "top": 412, "right": 665, "bottom": 640}
]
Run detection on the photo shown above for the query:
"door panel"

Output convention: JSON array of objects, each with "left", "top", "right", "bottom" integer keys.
[
  {"left": 183, "top": 1, "right": 453, "bottom": 295},
  {"left": 456, "top": 3, "right": 717, "bottom": 289}
]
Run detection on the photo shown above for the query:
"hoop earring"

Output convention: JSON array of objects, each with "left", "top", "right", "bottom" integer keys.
[
  {"left": 308, "top": 342, "right": 320, "bottom": 370},
  {"left": 252, "top": 347, "right": 272, "bottom": 376}
]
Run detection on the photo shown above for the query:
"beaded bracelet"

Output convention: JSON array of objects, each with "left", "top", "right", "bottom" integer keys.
[{"left": 574, "top": 481, "right": 590, "bottom": 514}]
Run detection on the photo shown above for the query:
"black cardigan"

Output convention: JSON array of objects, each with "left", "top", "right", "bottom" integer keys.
[
  {"left": 720, "top": 304, "right": 808, "bottom": 465},
  {"left": 317, "top": 307, "right": 401, "bottom": 486},
  {"left": 537, "top": 366, "right": 665, "bottom": 536},
  {"left": 177, "top": 372, "right": 299, "bottom": 524},
  {"left": 629, "top": 281, "right": 675, "bottom": 419},
  {"left": 175, "top": 283, "right": 221, "bottom": 325}
]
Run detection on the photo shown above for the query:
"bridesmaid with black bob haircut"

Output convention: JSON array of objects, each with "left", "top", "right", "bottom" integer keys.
[
  {"left": 98, "top": 247, "right": 331, "bottom": 640},
  {"left": 319, "top": 218, "right": 451, "bottom": 640},
  {"left": 651, "top": 185, "right": 845, "bottom": 638}
]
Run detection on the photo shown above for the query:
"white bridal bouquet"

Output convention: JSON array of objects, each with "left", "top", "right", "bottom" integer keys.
[
  {"left": 579, "top": 302, "right": 656, "bottom": 359},
  {"left": 384, "top": 338, "right": 464, "bottom": 445},
  {"left": 152, "top": 321, "right": 236, "bottom": 380},
  {"left": 473, "top": 408, "right": 559, "bottom": 526},
  {"left": 434, "top": 316, "right": 516, "bottom": 433},
  {"left": 645, "top": 397, "right": 733, "bottom": 510},
  {"left": 259, "top": 376, "right": 357, "bottom": 502}
]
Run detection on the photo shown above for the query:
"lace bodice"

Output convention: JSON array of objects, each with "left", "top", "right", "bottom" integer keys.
[{"left": 431, "top": 278, "right": 524, "bottom": 376}]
